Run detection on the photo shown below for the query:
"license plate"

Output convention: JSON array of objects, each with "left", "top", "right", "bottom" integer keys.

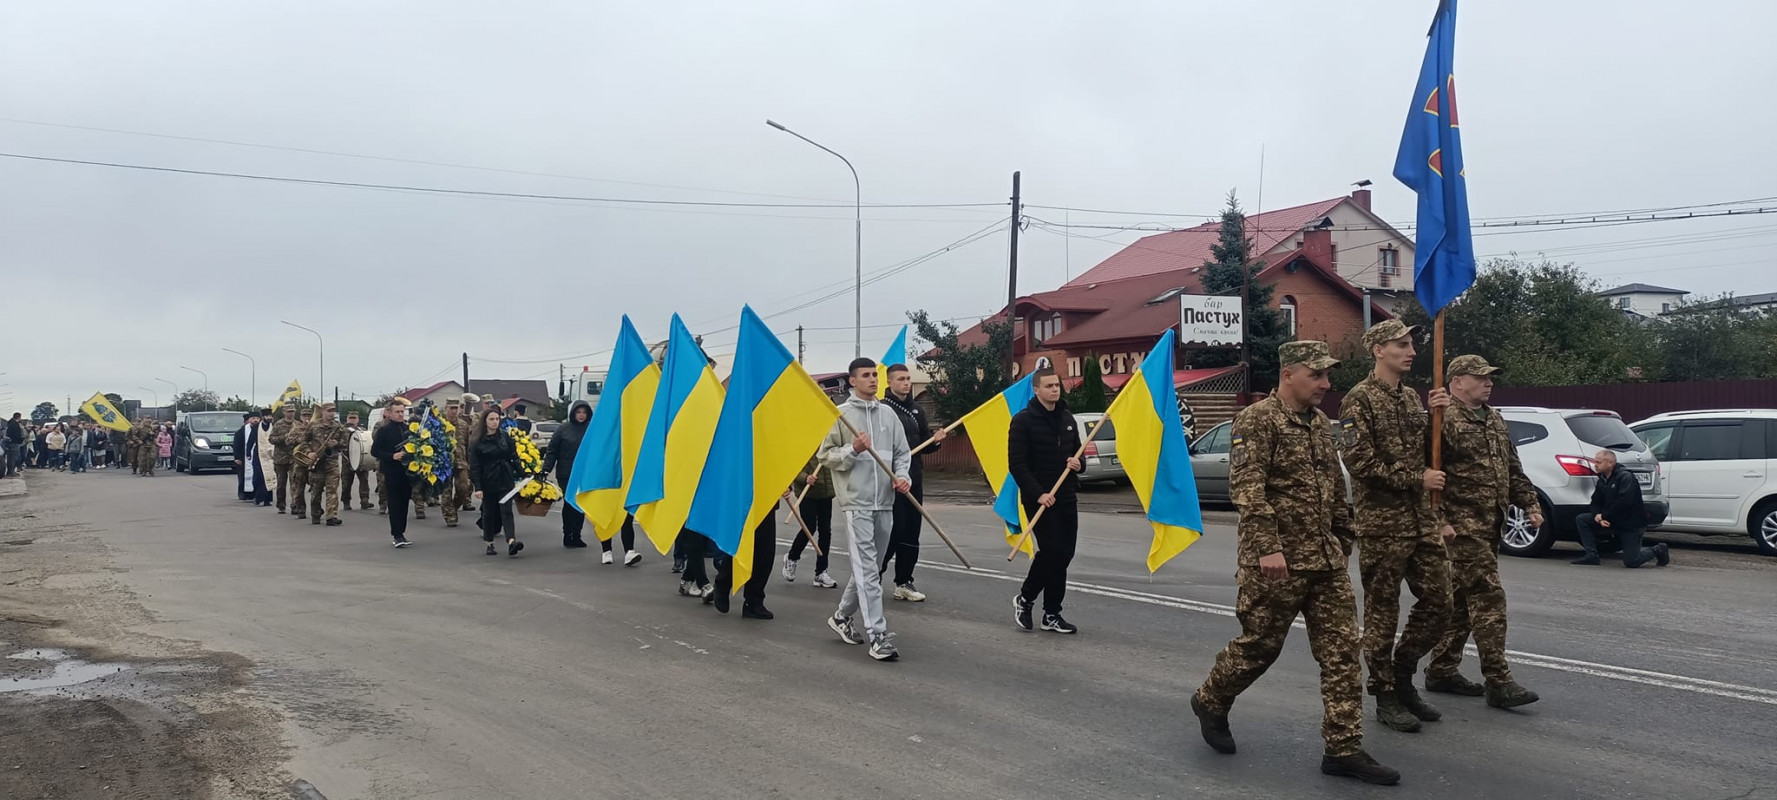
[
  {"left": 1110, "top": 457, "right": 1121, "bottom": 466},
  {"left": 1634, "top": 472, "right": 1653, "bottom": 487}
]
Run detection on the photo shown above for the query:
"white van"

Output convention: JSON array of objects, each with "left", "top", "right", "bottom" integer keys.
[{"left": 1629, "top": 409, "right": 1777, "bottom": 556}]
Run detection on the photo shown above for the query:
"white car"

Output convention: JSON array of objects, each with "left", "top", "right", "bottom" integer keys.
[{"left": 1629, "top": 409, "right": 1777, "bottom": 556}]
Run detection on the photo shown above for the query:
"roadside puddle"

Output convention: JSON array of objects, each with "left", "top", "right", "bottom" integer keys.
[{"left": 0, "top": 648, "right": 128, "bottom": 693}]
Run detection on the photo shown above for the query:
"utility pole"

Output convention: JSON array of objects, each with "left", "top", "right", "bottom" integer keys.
[
  {"left": 462, "top": 353, "right": 470, "bottom": 394},
  {"left": 797, "top": 325, "right": 805, "bottom": 363},
  {"left": 558, "top": 364, "right": 565, "bottom": 403},
  {"left": 1006, "top": 171, "right": 1022, "bottom": 374},
  {"left": 1237, "top": 211, "right": 1252, "bottom": 405}
]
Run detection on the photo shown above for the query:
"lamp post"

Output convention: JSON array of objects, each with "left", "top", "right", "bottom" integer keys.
[
  {"left": 766, "top": 118, "right": 862, "bottom": 358},
  {"left": 281, "top": 320, "right": 324, "bottom": 400},
  {"left": 137, "top": 386, "right": 159, "bottom": 417},
  {"left": 180, "top": 366, "right": 209, "bottom": 394},
  {"left": 222, "top": 348, "right": 256, "bottom": 405}
]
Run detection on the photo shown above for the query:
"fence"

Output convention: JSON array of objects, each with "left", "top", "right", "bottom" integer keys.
[{"left": 1320, "top": 378, "right": 1777, "bottom": 423}]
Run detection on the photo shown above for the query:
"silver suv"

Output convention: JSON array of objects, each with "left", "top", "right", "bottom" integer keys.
[{"left": 1494, "top": 407, "right": 1668, "bottom": 557}]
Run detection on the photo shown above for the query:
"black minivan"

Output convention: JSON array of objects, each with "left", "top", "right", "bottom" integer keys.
[{"left": 176, "top": 411, "right": 241, "bottom": 475}]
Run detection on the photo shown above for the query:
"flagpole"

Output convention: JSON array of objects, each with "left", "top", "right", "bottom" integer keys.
[
  {"left": 907, "top": 418, "right": 963, "bottom": 457},
  {"left": 1429, "top": 311, "right": 1445, "bottom": 508},
  {"left": 781, "top": 493, "right": 824, "bottom": 557},
  {"left": 1006, "top": 419, "right": 1103, "bottom": 560},
  {"left": 835, "top": 415, "right": 971, "bottom": 569}
]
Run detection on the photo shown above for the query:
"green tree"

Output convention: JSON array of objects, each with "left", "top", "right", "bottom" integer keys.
[
  {"left": 219, "top": 395, "right": 255, "bottom": 412},
  {"left": 1066, "top": 352, "right": 1109, "bottom": 412},
  {"left": 910, "top": 309, "right": 1014, "bottom": 422},
  {"left": 173, "top": 389, "right": 221, "bottom": 412},
  {"left": 1652, "top": 299, "right": 1776, "bottom": 382},
  {"left": 31, "top": 402, "right": 58, "bottom": 423},
  {"left": 1186, "top": 190, "right": 1289, "bottom": 391}
]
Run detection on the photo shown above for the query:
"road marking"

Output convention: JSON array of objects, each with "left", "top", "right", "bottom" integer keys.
[{"left": 781, "top": 539, "right": 1777, "bottom": 707}]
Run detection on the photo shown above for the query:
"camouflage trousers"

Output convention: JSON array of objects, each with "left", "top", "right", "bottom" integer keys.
[
  {"left": 290, "top": 463, "right": 310, "bottom": 518},
  {"left": 307, "top": 459, "right": 341, "bottom": 521},
  {"left": 438, "top": 475, "right": 459, "bottom": 524},
  {"left": 453, "top": 470, "right": 472, "bottom": 510},
  {"left": 274, "top": 462, "right": 293, "bottom": 511},
  {"left": 1358, "top": 535, "right": 1452, "bottom": 696},
  {"left": 1427, "top": 538, "right": 1514, "bottom": 686},
  {"left": 1196, "top": 567, "right": 1363, "bottom": 757},
  {"left": 340, "top": 468, "right": 373, "bottom": 510},
  {"left": 138, "top": 445, "right": 157, "bottom": 475}
]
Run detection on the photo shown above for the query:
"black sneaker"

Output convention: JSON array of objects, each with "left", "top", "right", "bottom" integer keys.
[
  {"left": 325, "top": 518, "right": 342, "bottom": 527},
  {"left": 1570, "top": 554, "right": 1601, "bottom": 565},
  {"left": 1654, "top": 543, "right": 1670, "bottom": 566},
  {"left": 671, "top": 555, "right": 686, "bottom": 574},
  {"left": 1320, "top": 751, "right": 1401, "bottom": 785},
  {"left": 713, "top": 591, "right": 730, "bottom": 614},
  {"left": 1013, "top": 594, "right": 1034, "bottom": 631},
  {"left": 485, "top": 543, "right": 497, "bottom": 556},
  {"left": 741, "top": 602, "right": 774, "bottom": 620},
  {"left": 508, "top": 540, "right": 525, "bottom": 558},
  {"left": 393, "top": 538, "right": 413, "bottom": 549},
  {"left": 1040, "top": 614, "right": 1077, "bottom": 634},
  {"left": 1190, "top": 694, "right": 1236, "bottom": 754}
]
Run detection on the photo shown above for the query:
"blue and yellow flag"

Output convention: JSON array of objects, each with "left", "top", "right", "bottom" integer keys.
[
  {"left": 270, "top": 379, "right": 303, "bottom": 412},
  {"left": 957, "top": 373, "right": 1037, "bottom": 556},
  {"left": 1101, "top": 330, "right": 1204, "bottom": 572},
  {"left": 876, "top": 325, "right": 907, "bottom": 399},
  {"left": 567, "top": 316, "right": 661, "bottom": 541},
  {"left": 627, "top": 314, "right": 725, "bottom": 554},
  {"left": 688, "top": 306, "right": 841, "bottom": 593},
  {"left": 81, "top": 392, "right": 132, "bottom": 432},
  {"left": 1394, "top": 0, "right": 1475, "bottom": 317}
]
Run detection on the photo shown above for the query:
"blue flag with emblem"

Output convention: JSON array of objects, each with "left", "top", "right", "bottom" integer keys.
[{"left": 1393, "top": 0, "right": 1474, "bottom": 317}]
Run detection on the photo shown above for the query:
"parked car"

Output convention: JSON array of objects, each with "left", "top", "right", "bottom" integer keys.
[
  {"left": 1188, "top": 420, "right": 1352, "bottom": 507},
  {"left": 1628, "top": 409, "right": 1777, "bottom": 556},
  {"left": 175, "top": 411, "right": 241, "bottom": 475},
  {"left": 1075, "top": 412, "right": 1124, "bottom": 484},
  {"left": 531, "top": 421, "right": 561, "bottom": 452},
  {"left": 1493, "top": 407, "right": 1667, "bottom": 557}
]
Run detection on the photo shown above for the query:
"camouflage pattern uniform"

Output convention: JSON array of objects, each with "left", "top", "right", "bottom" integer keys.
[
  {"left": 270, "top": 409, "right": 298, "bottom": 513},
  {"left": 1340, "top": 320, "right": 1451, "bottom": 701},
  {"left": 136, "top": 421, "right": 158, "bottom": 476},
  {"left": 1427, "top": 355, "right": 1541, "bottom": 688},
  {"left": 288, "top": 416, "right": 312, "bottom": 519},
  {"left": 1196, "top": 341, "right": 1365, "bottom": 758},
  {"left": 305, "top": 406, "right": 349, "bottom": 524},
  {"left": 447, "top": 405, "right": 473, "bottom": 516}
]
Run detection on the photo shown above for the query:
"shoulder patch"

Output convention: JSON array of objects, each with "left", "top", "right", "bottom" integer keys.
[
  {"left": 1229, "top": 435, "right": 1247, "bottom": 467},
  {"left": 1338, "top": 418, "right": 1358, "bottom": 447}
]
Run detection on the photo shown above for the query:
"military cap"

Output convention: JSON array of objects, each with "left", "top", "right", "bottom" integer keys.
[
  {"left": 1361, "top": 319, "right": 1422, "bottom": 350},
  {"left": 1447, "top": 354, "right": 1503, "bottom": 377},
  {"left": 1278, "top": 340, "right": 1340, "bottom": 370}
]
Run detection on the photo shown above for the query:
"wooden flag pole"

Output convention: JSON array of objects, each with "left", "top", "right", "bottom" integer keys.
[
  {"left": 907, "top": 418, "right": 963, "bottom": 457},
  {"left": 1006, "top": 420, "right": 1103, "bottom": 561},
  {"left": 1429, "top": 312, "right": 1445, "bottom": 509},
  {"left": 835, "top": 415, "right": 972, "bottom": 570},
  {"left": 785, "top": 463, "right": 823, "bottom": 522},
  {"left": 782, "top": 491, "right": 824, "bottom": 557}
]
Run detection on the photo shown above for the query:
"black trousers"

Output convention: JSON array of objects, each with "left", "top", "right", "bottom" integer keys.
[
  {"left": 714, "top": 513, "right": 776, "bottom": 604},
  {"left": 482, "top": 498, "right": 518, "bottom": 542},
  {"left": 676, "top": 528, "right": 713, "bottom": 586},
  {"left": 789, "top": 496, "right": 833, "bottom": 573},
  {"left": 881, "top": 482, "right": 923, "bottom": 586},
  {"left": 1575, "top": 513, "right": 1656, "bottom": 567},
  {"left": 1019, "top": 500, "right": 1079, "bottom": 614},
  {"left": 384, "top": 469, "right": 412, "bottom": 540}
]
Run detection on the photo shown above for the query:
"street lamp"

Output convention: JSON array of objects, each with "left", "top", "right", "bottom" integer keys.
[
  {"left": 222, "top": 348, "right": 256, "bottom": 405},
  {"left": 281, "top": 320, "right": 324, "bottom": 400},
  {"left": 180, "top": 366, "right": 208, "bottom": 394},
  {"left": 766, "top": 118, "right": 862, "bottom": 358},
  {"left": 137, "top": 386, "right": 159, "bottom": 416}
]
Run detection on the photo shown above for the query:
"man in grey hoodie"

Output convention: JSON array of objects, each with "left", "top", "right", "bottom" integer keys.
[{"left": 821, "top": 357, "right": 913, "bottom": 662}]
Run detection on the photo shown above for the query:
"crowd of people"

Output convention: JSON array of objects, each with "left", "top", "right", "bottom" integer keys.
[{"left": 2, "top": 413, "right": 178, "bottom": 476}]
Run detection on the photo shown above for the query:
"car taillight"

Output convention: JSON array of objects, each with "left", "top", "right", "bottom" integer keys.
[
  {"left": 1083, "top": 441, "right": 1099, "bottom": 458},
  {"left": 1556, "top": 454, "right": 1597, "bottom": 476}
]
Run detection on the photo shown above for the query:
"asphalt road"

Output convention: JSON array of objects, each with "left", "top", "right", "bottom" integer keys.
[{"left": 11, "top": 469, "right": 1777, "bottom": 799}]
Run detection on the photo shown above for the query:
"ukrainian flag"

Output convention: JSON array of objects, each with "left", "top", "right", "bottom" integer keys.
[
  {"left": 627, "top": 314, "right": 725, "bottom": 554},
  {"left": 1101, "top": 329, "right": 1203, "bottom": 572},
  {"left": 270, "top": 380, "right": 303, "bottom": 412},
  {"left": 81, "top": 392, "right": 132, "bottom": 432},
  {"left": 567, "top": 316, "right": 661, "bottom": 541},
  {"left": 957, "top": 373, "right": 1037, "bottom": 555},
  {"left": 876, "top": 325, "right": 907, "bottom": 399},
  {"left": 688, "top": 306, "right": 840, "bottom": 593}
]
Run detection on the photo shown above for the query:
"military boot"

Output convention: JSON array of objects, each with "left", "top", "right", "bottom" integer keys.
[
  {"left": 1320, "top": 750, "right": 1401, "bottom": 786},
  {"left": 1190, "top": 694, "right": 1236, "bottom": 754},
  {"left": 1485, "top": 681, "right": 1541, "bottom": 709},
  {"left": 1374, "top": 695, "right": 1422, "bottom": 732},
  {"left": 1396, "top": 670, "right": 1442, "bottom": 721},
  {"left": 1425, "top": 672, "right": 1485, "bottom": 696}
]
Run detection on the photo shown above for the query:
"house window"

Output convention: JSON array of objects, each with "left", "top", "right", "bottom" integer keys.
[
  {"left": 1661, "top": 302, "right": 1671, "bottom": 314},
  {"left": 1379, "top": 247, "right": 1400, "bottom": 276},
  {"left": 1617, "top": 297, "right": 1633, "bottom": 310},
  {"left": 1279, "top": 295, "right": 1298, "bottom": 337},
  {"left": 1033, "top": 314, "right": 1063, "bottom": 343}
]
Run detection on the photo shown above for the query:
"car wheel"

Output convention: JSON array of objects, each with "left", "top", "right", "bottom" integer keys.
[
  {"left": 1749, "top": 500, "right": 1777, "bottom": 557},
  {"left": 1499, "top": 494, "right": 1556, "bottom": 557}
]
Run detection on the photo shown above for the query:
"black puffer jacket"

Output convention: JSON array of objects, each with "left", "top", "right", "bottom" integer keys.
[
  {"left": 1008, "top": 396, "right": 1082, "bottom": 504},
  {"left": 542, "top": 400, "right": 592, "bottom": 484},
  {"left": 470, "top": 429, "right": 522, "bottom": 497},
  {"left": 1589, "top": 466, "right": 1648, "bottom": 529}
]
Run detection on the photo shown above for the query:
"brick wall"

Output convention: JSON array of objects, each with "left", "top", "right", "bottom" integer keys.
[{"left": 1269, "top": 266, "right": 1366, "bottom": 354}]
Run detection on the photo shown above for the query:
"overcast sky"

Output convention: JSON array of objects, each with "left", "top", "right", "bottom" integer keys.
[{"left": 3, "top": 1, "right": 1773, "bottom": 416}]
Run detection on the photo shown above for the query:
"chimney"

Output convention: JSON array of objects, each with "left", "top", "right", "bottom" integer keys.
[
  {"left": 1303, "top": 226, "right": 1334, "bottom": 268},
  {"left": 1351, "top": 188, "right": 1372, "bottom": 212}
]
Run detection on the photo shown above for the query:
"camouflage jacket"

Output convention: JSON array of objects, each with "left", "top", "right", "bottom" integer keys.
[
  {"left": 287, "top": 420, "right": 312, "bottom": 466},
  {"left": 269, "top": 418, "right": 296, "bottom": 465},
  {"left": 304, "top": 417, "right": 348, "bottom": 462},
  {"left": 448, "top": 414, "right": 470, "bottom": 468},
  {"left": 1229, "top": 395, "right": 1355, "bottom": 571},
  {"left": 1440, "top": 403, "right": 1541, "bottom": 541},
  {"left": 1339, "top": 375, "right": 1442, "bottom": 538}
]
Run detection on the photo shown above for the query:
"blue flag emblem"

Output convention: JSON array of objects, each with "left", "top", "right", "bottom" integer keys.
[{"left": 1393, "top": 0, "right": 1475, "bottom": 317}]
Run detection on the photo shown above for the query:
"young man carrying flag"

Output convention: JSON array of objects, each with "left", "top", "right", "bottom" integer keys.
[{"left": 821, "top": 357, "right": 912, "bottom": 662}]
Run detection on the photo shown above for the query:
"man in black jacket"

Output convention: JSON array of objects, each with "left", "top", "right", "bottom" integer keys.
[
  {"left": 3, "top": 413, "right": 24, "bottom": 478},
  {"left": 370, "top": 399, "right": 416, "bottom": 548},
  {"left": 1008, "top": 367, "right": 1084, "bottom": 634},
  {"left": 879, "top": 364, "right": 945, "bottom": 602},
  {"left": 1573, "top": 450, "right": 1667, "bottom": 568}
]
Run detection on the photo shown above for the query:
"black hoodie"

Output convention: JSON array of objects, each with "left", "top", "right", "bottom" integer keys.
[
  {"left": 542, "top": 400, "right": 592, "bottom": 484},
  {"left": 1007, "top": 395, "right": 1082, "bottom": 504}
]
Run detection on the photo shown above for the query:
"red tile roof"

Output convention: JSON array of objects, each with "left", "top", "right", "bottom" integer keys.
[{"left": 1061, "top": 197, "right": 1345, "bottom": 287}]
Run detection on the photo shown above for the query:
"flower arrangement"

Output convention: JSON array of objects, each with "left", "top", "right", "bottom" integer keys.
[
  {"left": 404, "top": 404, "right": 455, "bottom": 496},
  {"left": 510, "top": 424, "right": 544, "bottom": 475},
  {"left": 519, "top": 480, "right": 563, "bottom": 502}
]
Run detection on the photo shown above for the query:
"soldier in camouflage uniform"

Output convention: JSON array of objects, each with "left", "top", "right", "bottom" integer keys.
[
  {"left": 136, "top": 419, "right": 158, "bottom": 476},
  {"left": 269, "top": 405, "right": 299, "bottom": 513},
  {"left": 1193, "top": 341, "right": 1400, "bottom": 786},
  {"left": 1425, "top": 355, "right": 1542, "bottom": 708},
  {"left": 305, "top": 402, "right": 349, "bottom": 526},
  {"left": 288, "top": 408, "right": 314, "bottom": 520},
  {"left": 448, "top": 397, "right": 475, "bottom": 514},
  {"left": 1340, "top": 319, "right": 1453, "bottom": 733},
  {"left": 435, "top": 399, "right": 464, "bottom": 527}
]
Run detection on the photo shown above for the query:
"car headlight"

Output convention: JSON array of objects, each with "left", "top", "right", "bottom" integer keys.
[{"left": 193, "top": 437, "right": 211, "bottom": 449}]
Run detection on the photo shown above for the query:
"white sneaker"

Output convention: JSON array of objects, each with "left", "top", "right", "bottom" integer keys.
[
  {"left": 868, "top": 633, "right": 900, "bottom": 662},
  {"left": 812, "top": 572, "right": 838, "bottom": 589},
  {"left": 782, "top": 556, "right": 798, "bottom": 582},
  {"left": 601, "top": 551, "right": 614, "bottom": 565},
  {"left": 827, "top": 614, "right": 863, "bottom": 645},
  {"left": 893, "top": 583, "right": 927, "bottom": 602},
  {"left": 624, "top": 551, "right": 642, "bottom": 567},
  {"left": 678, "top": 580, "right": 700, "bottom": 597}
]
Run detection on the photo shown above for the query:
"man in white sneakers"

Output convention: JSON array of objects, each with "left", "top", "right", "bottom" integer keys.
[{"left": 821, "top": 357, "right": 912, "bottom": 662}]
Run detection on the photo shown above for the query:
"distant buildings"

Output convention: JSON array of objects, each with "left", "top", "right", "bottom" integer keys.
[{"left": 1594, "top": 284, "right": 1777, "bottom": 319}]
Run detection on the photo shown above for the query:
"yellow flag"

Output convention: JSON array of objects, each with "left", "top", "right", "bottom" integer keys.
[
  {"left": 270, "top": 379, "right": 303, "bottom": 412},
  {"left": 81, "top": 393, "right": 133, "bottom": 432}
]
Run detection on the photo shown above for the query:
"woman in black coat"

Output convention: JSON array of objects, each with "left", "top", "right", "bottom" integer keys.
[{"left": 469, "top": 408, "right": 526, "bottom": 557}]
